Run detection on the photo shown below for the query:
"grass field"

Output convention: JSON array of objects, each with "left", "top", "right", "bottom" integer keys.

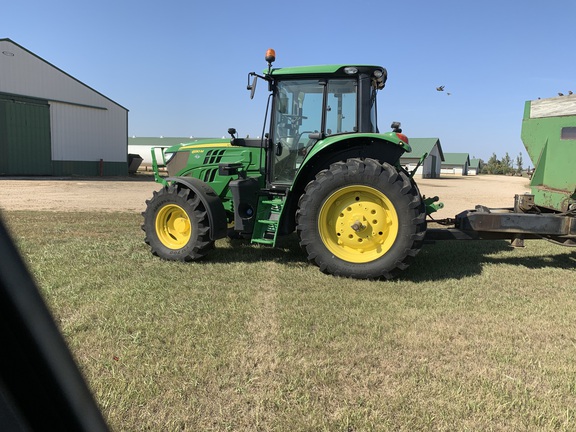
[{"left": 4, "top": 210, "right": 576, "bottom": 431}]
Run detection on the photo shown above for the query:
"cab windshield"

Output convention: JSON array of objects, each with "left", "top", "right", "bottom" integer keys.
[{"left": 271, "top": 78, "right": 357, "bottom": 183}]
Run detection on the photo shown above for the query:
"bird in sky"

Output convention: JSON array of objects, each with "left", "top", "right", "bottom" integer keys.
[{"left": 436, "top": 86, "right": 445, "bottom": 91}]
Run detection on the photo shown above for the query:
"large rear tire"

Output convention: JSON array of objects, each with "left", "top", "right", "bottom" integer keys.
[
  {"left": 296, "top": 158, "right": 426, "bottom": 279},
  {"left": 142, "top": 184, "right": 214, "bottom": 261}
]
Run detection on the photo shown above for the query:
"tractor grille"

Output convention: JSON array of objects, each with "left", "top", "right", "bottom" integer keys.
[
  {"left": 202, "top": 168, "right": 218, "bottom": 183},
  {"left": 204, "top": 149, "right": 226, "bottom": 165}
]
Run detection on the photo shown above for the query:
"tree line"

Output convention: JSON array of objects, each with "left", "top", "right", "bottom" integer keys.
[{"left": 476, "top": 152, "right": 530, "bottom": 176}]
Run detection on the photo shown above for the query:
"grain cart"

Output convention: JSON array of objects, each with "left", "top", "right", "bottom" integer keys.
[
  {"left": 427, "top": 95, "right": 576, "bottom": 247},
  {"left": 142, "top": 49, "right": 429, "bottom": 279}
]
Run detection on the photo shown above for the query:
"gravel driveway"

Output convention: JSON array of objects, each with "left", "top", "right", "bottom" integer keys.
[{"left": 0, "top": 174, "right": 531, "bottom": 218}]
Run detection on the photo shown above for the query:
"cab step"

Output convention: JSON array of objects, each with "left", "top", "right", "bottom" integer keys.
[{"left": 251, "top": 197, "right": 285, "bottom": 247}]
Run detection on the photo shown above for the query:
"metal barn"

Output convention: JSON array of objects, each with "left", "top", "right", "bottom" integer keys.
[
  {"left": 400, "top": 138, "right": 444, "bottom": 178},
  {"left": 0, "top": 38, "right": 128, "bottom": 176},
  {"left": 441, "top": 153, "right": 470, "bottom": 176}
]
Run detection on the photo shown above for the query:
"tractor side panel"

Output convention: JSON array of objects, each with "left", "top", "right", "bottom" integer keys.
[{"left": 168, "top": 146, "right": 263, "bottom": 196}]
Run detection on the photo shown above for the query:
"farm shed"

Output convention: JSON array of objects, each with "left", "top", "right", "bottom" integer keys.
[
  {"left": 399, "top": 137, "right": 444, "bottom": 178},
  {"left": 0, "top": 38, "right": 128, "bottom": 176},
  {"left": 468, "top": 158, "right": 481, "bottom": 175},
  {"left": 441, "top": 153, "right": 470, "bottom": 175}
]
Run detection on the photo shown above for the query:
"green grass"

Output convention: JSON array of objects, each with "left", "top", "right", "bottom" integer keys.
[{"left": 4, "top": 210, "right": 576, "bottom": 431}]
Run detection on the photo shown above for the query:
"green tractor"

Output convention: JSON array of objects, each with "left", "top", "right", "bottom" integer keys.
[{"left": 142, "top": 49, "right": 428, "bottom": 279}]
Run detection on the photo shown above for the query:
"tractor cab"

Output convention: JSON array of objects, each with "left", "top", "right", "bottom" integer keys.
[{"left": 249, "top": 50, "right": 388, "bottom": 188}]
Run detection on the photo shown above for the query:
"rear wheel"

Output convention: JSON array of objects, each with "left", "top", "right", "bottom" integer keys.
[
  {"left": 296, "top": 158, "right": 426, "bottom": 279},
  {"left": 142, "top": 184, "right": 214, "bottom": 261}
]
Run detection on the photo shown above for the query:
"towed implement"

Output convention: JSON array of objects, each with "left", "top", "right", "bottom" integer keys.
[
  {"left": 142, "top": 49, "right": 576, "bottom": 279},
  {"left": 427, "top": 95, "right": 576, "bottom": 247}
]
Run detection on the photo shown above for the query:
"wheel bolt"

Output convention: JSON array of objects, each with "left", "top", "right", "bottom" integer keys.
[{"left": 351, "top": 220, "right": 366, "bottom": 232}]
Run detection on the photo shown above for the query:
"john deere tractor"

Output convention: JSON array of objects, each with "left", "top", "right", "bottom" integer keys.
[{"left": 142, "top": 49, "right": 427, "bottom": 279}]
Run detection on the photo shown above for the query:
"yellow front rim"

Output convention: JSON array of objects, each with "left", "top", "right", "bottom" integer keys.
[
  {"left": 318, "top": 185, "right": 399, "bottom": 263},
  {"left": 155, "top": 204, "right": 192, "bottom": 249}
]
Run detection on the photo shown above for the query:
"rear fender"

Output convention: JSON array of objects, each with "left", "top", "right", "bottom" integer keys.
[
  {"left": 294, "top": 134, "right": 410, "bottom": 192},
  {"left": 304, "top": 132, "right": 410, "bottom": 161},
  {"left": 167, "top": 177, "right": 228, "bottom": 240}
]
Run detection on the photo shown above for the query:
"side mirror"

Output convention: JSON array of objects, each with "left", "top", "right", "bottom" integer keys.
[
  {"left": 249, "top": 76, "right": 257, "bottom": 99},
  {"left": 247, "top": 73, "right": 258, "bottom": 99}
]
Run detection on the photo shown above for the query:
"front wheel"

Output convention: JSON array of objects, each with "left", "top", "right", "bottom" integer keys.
[
  {"left": 142, "top": 184, "right": 214, "bottom": 261},
  {"left": 296, "top": 158, "right": 426, "bottom": 279}
]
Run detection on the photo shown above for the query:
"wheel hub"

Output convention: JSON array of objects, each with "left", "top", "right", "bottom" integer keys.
[
  {"left": 350, "top": 219, "right": 367, "bottom": 232},
  {"left": 173, "top": 217, "right": 188, "bottom": 234},
  {"left": 155, "top": 204, "right": 192, "bottom": 249}
]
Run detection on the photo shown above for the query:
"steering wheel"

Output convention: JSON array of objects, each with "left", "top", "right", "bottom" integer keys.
[{"left": 281, "top": 114, "right": 308, "bottom": 119}]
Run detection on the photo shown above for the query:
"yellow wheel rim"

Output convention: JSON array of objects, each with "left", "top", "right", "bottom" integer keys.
[
  {"left": 155, "top": 204, "right": 192, "bottom": 249},
  {"left": 318, "top": 185, "right": 399, "bottom": 263}
]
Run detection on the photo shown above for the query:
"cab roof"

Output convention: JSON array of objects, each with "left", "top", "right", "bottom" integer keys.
[{"left": 268, "top": 64, "right": 386, "bottom": 78}]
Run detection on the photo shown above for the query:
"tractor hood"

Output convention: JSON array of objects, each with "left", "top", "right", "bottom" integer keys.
[
  {"left": 155, "top": 137, "right": 264, "bottom": 184},
  {"left": 164, "top": 138, "right": 232, "bottom": 155}
]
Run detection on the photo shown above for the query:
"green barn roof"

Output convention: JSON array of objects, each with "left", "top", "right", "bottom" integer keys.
[
  {"left": 469, "top": 158, "right": 481, "bottom": 169},
  {"left": 404, "top": 138, "right": 444, "bottom": 160},
  {"left": 443, "top": 152, "right": 470, "bottom": 166}
]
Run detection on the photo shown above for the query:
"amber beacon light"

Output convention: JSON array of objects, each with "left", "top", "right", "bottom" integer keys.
[{"left": 265, "top": 48, "right": 276, "bottom": 64}]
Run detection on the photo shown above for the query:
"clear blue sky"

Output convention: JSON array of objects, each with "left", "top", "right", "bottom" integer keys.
[{"left": 3, "top": 0, "right": 575, "bottom": 164}]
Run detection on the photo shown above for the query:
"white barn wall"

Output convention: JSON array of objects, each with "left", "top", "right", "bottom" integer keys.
[
  {"left": 50, "top": 102, "right": 127, "bottom": 162},
  {"left": 426, "top": 146, "right": 442, "bottom": 178}
]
